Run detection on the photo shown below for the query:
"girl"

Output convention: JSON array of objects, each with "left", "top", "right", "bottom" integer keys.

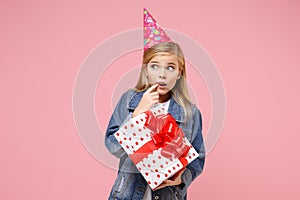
[
  {"left": 105, "top": 9, "right": 205, "bottom": 200},
  {"left": 105, "top": 41, "right": 205, "bottom": 200}
]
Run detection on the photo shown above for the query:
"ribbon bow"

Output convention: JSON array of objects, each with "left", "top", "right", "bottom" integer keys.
[{"left": 144, "top": 110, "right": 190, "bottom": 159}]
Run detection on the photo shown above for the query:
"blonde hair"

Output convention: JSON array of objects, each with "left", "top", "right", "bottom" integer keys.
[{"left": 134, "top": 42, "right": 193, "bottom": 123}]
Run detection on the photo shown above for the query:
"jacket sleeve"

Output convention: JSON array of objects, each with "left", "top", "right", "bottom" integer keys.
[
  {"left": 177, "top": 108, "right": 206, "bottom": 197},
  {"left": 104, "top": 90, "right": 133, "bottom": 158}
]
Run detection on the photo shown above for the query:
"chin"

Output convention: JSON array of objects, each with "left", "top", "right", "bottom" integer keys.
[{"left": 157, "top": 89, "right": 170, "bottom": 96}]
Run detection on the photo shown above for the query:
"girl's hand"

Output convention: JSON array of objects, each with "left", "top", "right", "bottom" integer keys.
[
  {"left": 132, "top": 84, "right": 159, "bottom": 117},
  {"left": 153, "top": 167, "right": 186, "bottom": 191}
]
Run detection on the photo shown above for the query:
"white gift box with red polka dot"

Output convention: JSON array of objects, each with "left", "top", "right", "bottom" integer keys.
[{"left": 114, "top": 104, "right": 199, "bottom": 190}]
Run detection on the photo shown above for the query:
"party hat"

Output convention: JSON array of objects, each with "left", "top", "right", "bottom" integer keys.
[{"left": 144, "top": 8, "right": 172, "bottom": 51}]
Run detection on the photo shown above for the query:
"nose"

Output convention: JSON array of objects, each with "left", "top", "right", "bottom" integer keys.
[{"left": 158, "top": 68, "right": 166, "bottom": 79}]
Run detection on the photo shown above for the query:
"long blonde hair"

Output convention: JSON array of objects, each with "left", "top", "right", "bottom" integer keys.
[{"left": 134, "top": 42, "right": 193, "bottom": 123}]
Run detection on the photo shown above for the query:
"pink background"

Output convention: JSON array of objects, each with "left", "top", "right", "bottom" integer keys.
[{"left": 1, "top": 0, "right": 300, "bottom": 199}]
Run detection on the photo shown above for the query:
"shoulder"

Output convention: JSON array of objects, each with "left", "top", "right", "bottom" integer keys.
[
  {"left": 190, "top": 103, "right": 202, "bottom": 115},
  {"left": 118, "top": 89, "right": 142, "bottom": 108},
  {"left": 119, "top": 89, "right": 136, "bottom": 100}
]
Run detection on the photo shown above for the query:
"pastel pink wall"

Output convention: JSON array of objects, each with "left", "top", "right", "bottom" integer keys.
[{"left": 1, "top": 0, "right": 299, "bottom": 199}]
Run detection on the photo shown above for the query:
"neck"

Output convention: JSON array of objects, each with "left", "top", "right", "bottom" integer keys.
[{"left": 159, "top": 91, "right": 171, "bottom": 103}]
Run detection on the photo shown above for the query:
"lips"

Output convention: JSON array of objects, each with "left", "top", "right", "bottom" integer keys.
[{"left": 157, "top": 82, "right": 167, "bottom": 86}]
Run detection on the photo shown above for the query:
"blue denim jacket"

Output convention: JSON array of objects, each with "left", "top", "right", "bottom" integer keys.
[{"left": 105, "top": 89, "right": 205, "bottom": 200}]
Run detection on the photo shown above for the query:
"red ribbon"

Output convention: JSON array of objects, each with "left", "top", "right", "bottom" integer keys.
[{"left": 129, "top": 110, "right": 190, "bottom": 166}]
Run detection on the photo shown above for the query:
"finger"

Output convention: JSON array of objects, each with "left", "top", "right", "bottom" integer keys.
[
  {"left": 149, "top": 91, "right": 159, "bottom": 96},
  {"left": 173, "top": 168, "right": 186, "bottom": 178},
  {"left": 152, "top": 94, "right": 159, "bottom": 100},
  {"left": 178, "top": 167, "right": 186, "bottom": 175},
  {"left": 146, "top": 84, "right": 159, "bottom": 93},
  {"left": 164, "top": 180, "right": 174, "bottom": 185},
  {"left": 154, "top": 185, "right": 164, "bottom": 190},
  {"left": 174, "top": 171, "right": 184, "bottom": 181},
  {"left": 165, "top": 179, "right": 178, "bottom": 186},
  {"left": 177, "top": 170, "right": 184, "bottom": 177},
  {"left": 153, "top": 182, "right": 168, "bottom": 191}
]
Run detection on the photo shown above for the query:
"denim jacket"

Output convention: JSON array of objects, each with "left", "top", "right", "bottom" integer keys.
[{"left": 105, "top": 89, "right": 205, "bottom": 200}]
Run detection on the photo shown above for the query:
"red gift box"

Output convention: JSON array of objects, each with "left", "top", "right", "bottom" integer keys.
[{"left": 114, "top": 104, "right": 199, "bottom": 189}]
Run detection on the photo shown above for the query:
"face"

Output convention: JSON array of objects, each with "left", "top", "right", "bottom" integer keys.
[{"left": 145, "top": 53, "right": 181, "bottom": 96}]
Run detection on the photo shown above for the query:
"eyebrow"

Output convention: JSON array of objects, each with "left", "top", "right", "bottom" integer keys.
[{"left": 149, "top": 61, "right": 177, "bottom": 66}]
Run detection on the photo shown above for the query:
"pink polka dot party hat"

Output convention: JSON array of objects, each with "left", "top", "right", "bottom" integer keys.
[{"left": 144, "top": 8, "right": 172, "bottom": 51}]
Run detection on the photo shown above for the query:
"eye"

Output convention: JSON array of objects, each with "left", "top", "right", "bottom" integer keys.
[
  {"left": 150, "top": 64, "right": 159, "bottom": 69},
  {"left": 167, "top": 66, "right": 175, "bottom": 71}
]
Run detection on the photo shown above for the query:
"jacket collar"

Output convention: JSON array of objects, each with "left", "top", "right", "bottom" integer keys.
[{"left": 127, "top": 89, "right": 184, "bottom": 123}]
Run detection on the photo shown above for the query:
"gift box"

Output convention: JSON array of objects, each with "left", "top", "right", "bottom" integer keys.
[{"left": 114, "top": 104, "right": 199, "bottom": 189}]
